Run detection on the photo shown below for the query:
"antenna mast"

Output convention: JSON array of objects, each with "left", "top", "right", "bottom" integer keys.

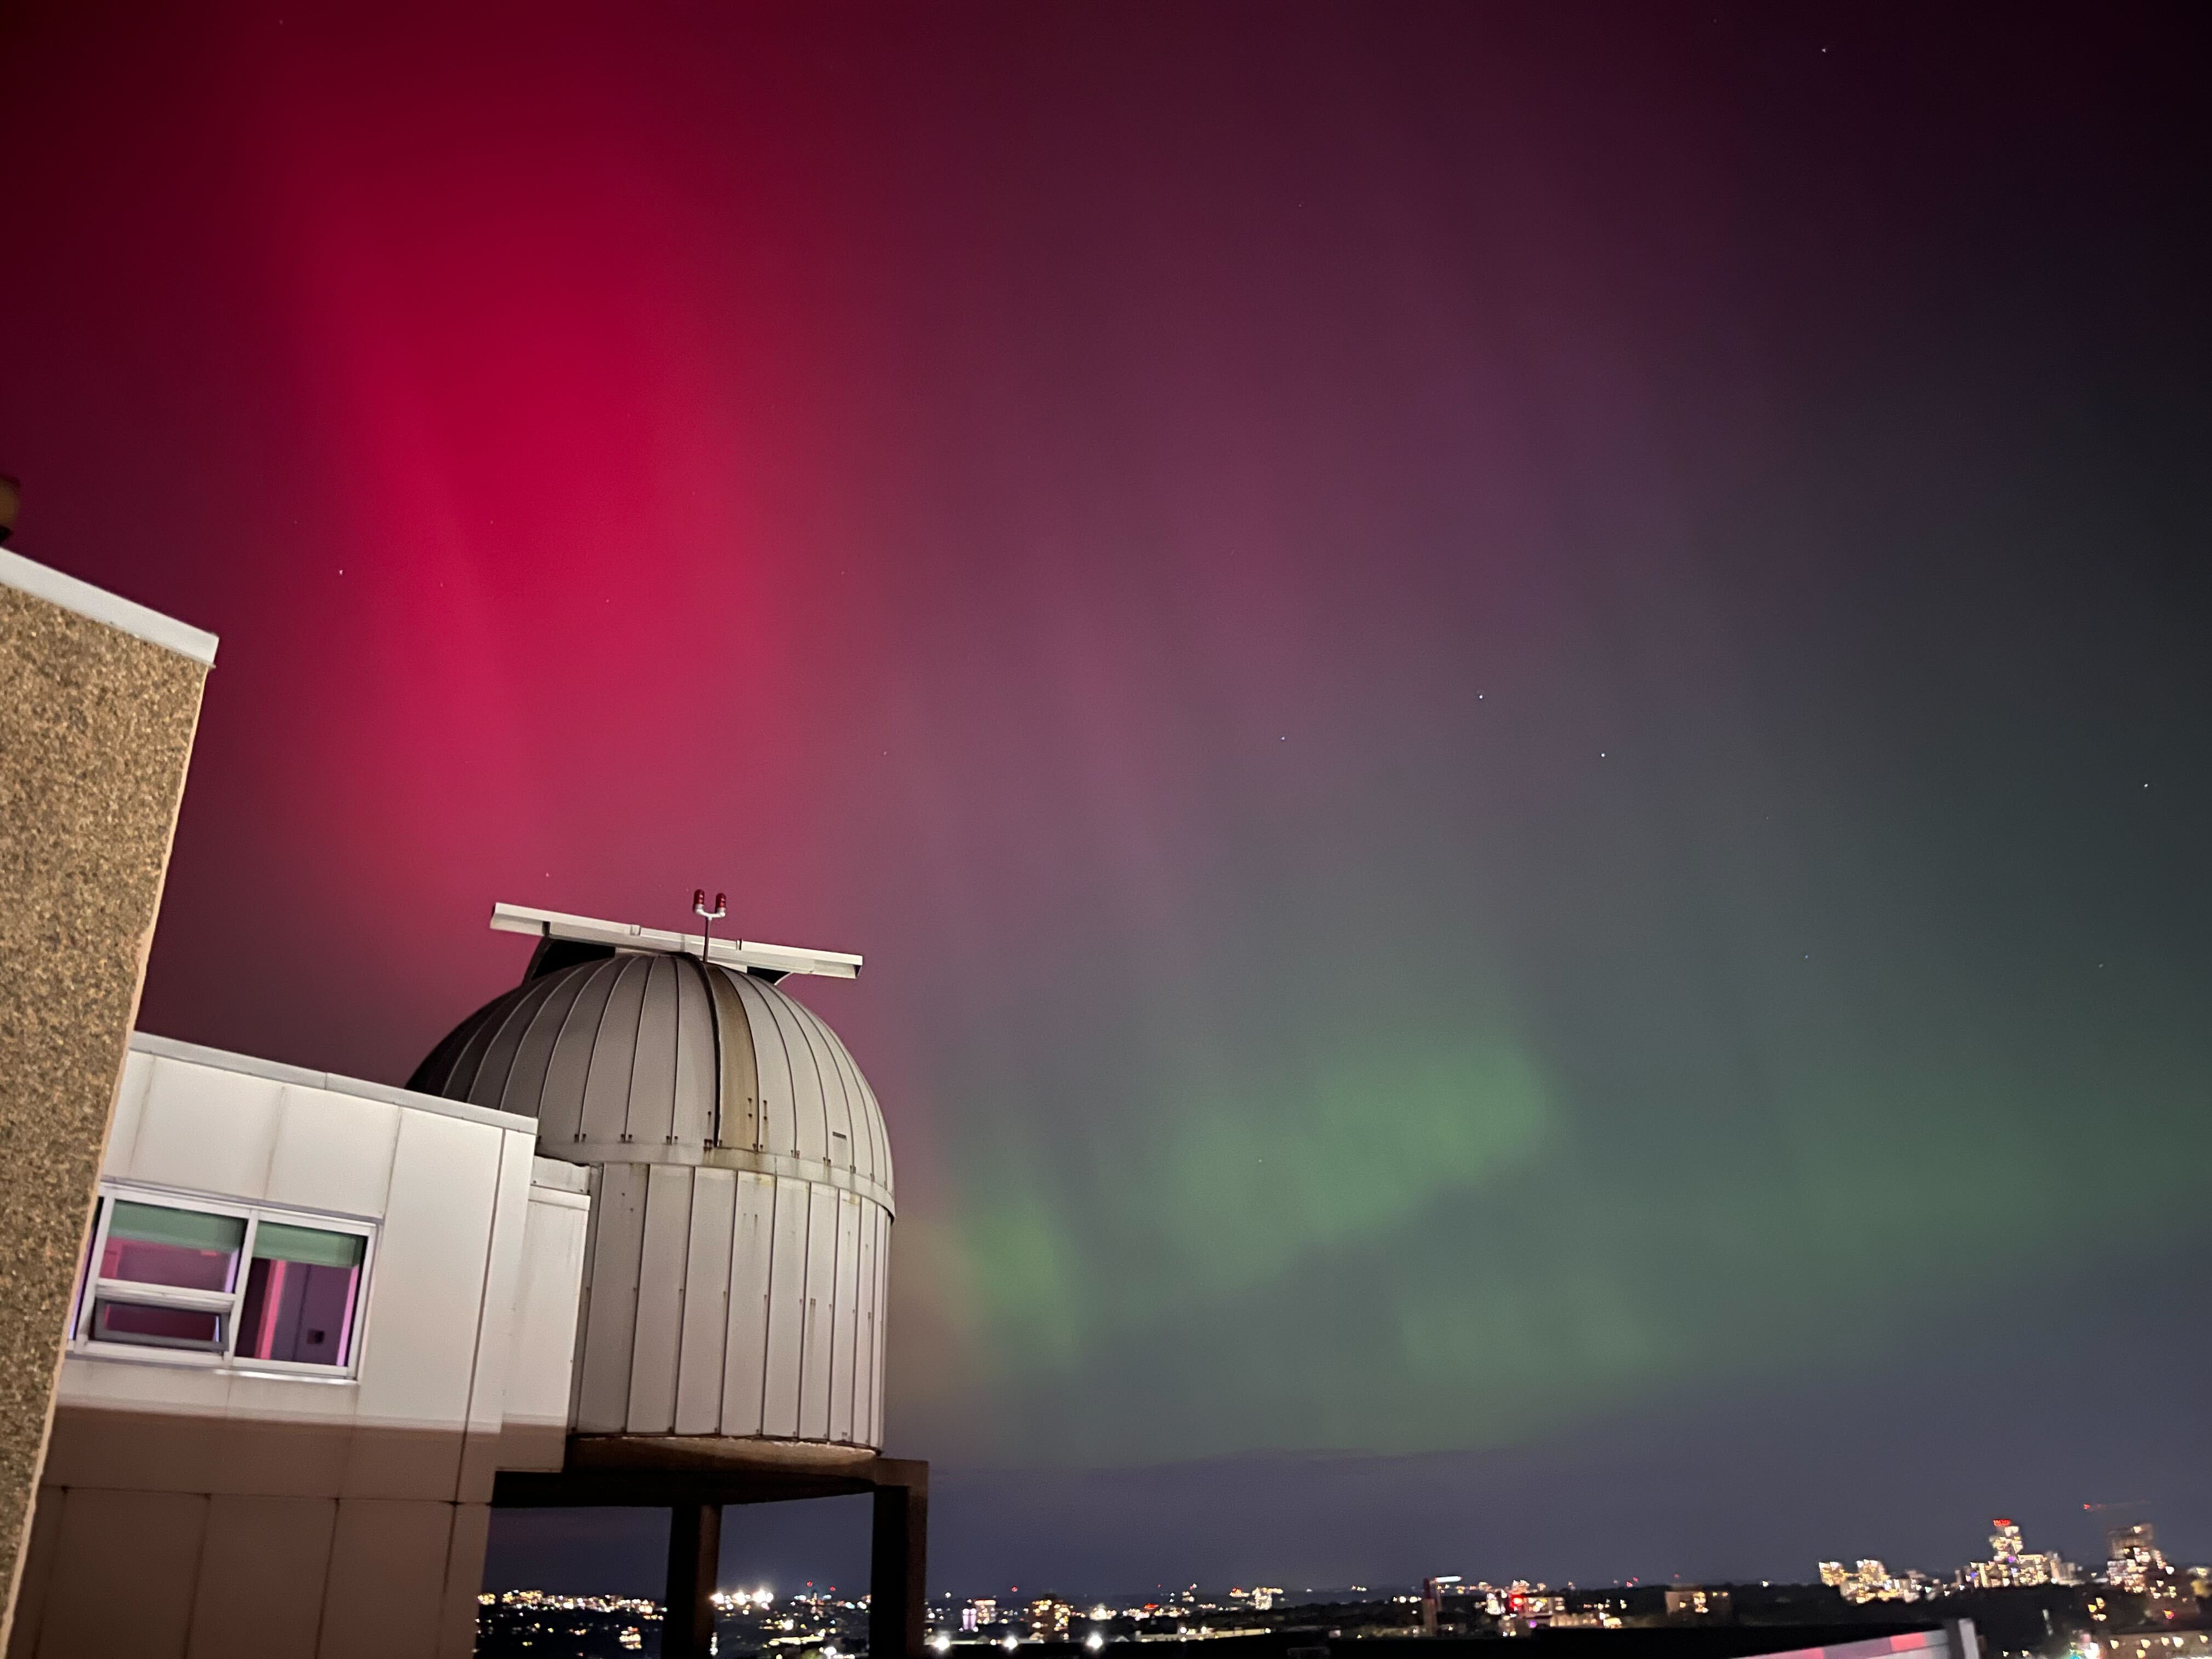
[{"left": 692, "top": 888, "right": 728, "bottom": 959}]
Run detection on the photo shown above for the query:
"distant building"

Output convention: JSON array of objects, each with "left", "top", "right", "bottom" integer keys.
[
  {"left": 1821, "top": 1560, "right": 1929, "bottom": 1604},
  {"left": 1420, "top": 1577, "right": 1460, "bottom": 1636},
  {"left": 1505, "top": 1588, "right": 1567, "bottom": 1628},
  {"left": 2104, "top": 1632, "right": 2212, "bottom": 1659},
  {"left": 1962, "top": 1520, "right": 2067, "bottom": 1589},
  {"left": 1667, "top": 1587, "right": 1731, "bottom": 1618},
  {"left": 2106, "top": 1525, "right": 2172, "bottom": 1595}
]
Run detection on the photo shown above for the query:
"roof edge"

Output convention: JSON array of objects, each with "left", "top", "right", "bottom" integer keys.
[
  {"left": 490, "top": 901, "right": 861, "bottom": 980},
  {"left": 129, "top": 1031, "right": 539, "bottom": 1133},
  {"left": 1, "top": 548, "right": 219, "bottom": 665}
]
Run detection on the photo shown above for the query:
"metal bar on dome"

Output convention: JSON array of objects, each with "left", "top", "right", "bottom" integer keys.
[{"left": 489, "top": 902, "right": 862, "bottom": 979}]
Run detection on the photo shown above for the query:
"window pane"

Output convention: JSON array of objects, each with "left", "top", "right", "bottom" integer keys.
[
  {"left": 92, "top": 1299, "right": 225, "bottom": 1351},
  {"left": 100, "top": 1201, "right": 242, "bottom": 1291},
  {"left": 251, "top": 1222, "right": 366, "bottom": 1269},
  {"left": 236, "top": 1256, "right": 360, "bottom": 1366}
]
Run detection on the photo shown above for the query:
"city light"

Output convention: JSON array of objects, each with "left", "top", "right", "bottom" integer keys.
[
  {"left": 1810, "top": 1511, "right": 2190, "bottom": 1603},
  {"left": 473, "top": 1520, "right": 2210, "bottom": 1659}
]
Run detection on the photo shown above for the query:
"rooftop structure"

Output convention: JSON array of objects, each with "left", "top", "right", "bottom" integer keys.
[
  {"left": 15, "top": 1030, "right": 580, "bottom": 1658},
  {"left": 11, "top": 907, "right": 922, "bottom": 1659},
  {"left": 411, "top": 906, "right": 895, "bottom": 1453}
]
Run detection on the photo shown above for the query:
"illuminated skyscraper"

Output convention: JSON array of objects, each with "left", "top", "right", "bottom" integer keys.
[
  {"left": 1964, "top": 1520, "right": 2064, "bottom": 1589},
  {"left": 2105, "top": 1523, "right": 2170, "bottom": 1594},
  {"left": 1820, "top": 1561, "right": 1923, "bottom": 1604}
]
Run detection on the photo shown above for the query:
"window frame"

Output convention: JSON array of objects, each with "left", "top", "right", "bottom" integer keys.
[{"left": 71, "top": 1181, "right": 377, "bottom": 1381}]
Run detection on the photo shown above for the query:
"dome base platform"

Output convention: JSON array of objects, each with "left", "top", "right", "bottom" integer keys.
[{"left": 492, "top": 1434, "right": 927, "bottom": 1659}]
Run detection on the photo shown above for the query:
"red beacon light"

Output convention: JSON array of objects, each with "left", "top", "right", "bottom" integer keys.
[{"left": 691, "top": 889, "right": 729, "bottom": 957}]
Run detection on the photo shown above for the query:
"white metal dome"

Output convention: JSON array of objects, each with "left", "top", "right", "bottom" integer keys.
[
  {"left": 411, "top": 951, "right": 893, "bottom": 1208},
  {"left": 414, "top": 929, "right": 894, "bottom": 1450}
]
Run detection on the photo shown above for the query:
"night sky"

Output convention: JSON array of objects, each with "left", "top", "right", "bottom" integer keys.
[{"left": 5, "top": 0, "right": 2210, "bottom": 1599}]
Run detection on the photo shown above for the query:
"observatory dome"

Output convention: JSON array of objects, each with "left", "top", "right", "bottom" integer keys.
[
  {"left": 413, "top": 944, "right": 894, "bottom": 1449},
  {"left": 410, "top": 951, "right": 891, "bottom": 1204}
]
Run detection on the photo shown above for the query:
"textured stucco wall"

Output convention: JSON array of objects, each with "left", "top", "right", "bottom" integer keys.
[{"left": 0, "top": 577, "right": 208, "bottom": 1645}]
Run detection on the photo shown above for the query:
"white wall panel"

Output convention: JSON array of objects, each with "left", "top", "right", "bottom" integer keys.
[
  {"left": 575, "top": 1164, "right": 647, "bottom": 1432},
  {"left": 102, "top": 1048, "right": 154, "bottom": 1178},
  {"left": 505, "top": 1189, "right": 589, "bottom": 1429},
  {"left": 459, "top": 1130, "right": 536, "bottom": 1489},
  {"left": 264, "top": 1085, "right": 399, "bottom": 1219},
  {"left": 872, "top": 1208, "right": 891, "bottom": 1446},
  {"left": 224, "top": 1371, "right": 359, "bottom": 1436},
  {"left": 829, "top": 1192, "right": 861, "bottom": 1442},
  {"left": 55, "top": 1348, "right": 232, "bottom": 1417},
  {"left": 853, "top": 1202, "right": 879, "bottom": 1448},
  {"left": 761, "top": 1177, "right": 808, "bottom": 1436},
  {"left": 674, "top": 1169, "right": 735, "bottom": 1435},
  {"left": 720, "top": 1172, "right": 774, "bottom": 1437},
  {"left": 129, "top": 1058, "right": 281, "bottom": 1200},
  {"left": 797, "top": 1186, "right": 837, "bottom": 1441},
  {"left": 572, "top": 1165, "right": 603, "bottom": 1397},
  {"left": 354, "top": 1111, "right": 503, "bottom": 1434},
  {"left": 626, "top": 1165, "right": 692, "bottom": 1434}
]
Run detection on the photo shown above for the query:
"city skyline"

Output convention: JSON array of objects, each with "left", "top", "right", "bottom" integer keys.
[
  {"left": 473, "top": 1509, "right": 2210, "bottom": 1628},
  {"left": 481, "top": 1497, "right": 2207, "bottom": 1609}
]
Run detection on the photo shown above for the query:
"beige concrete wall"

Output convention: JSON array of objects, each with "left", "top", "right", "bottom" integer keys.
[
  {"left": 0, "top": 558, "right": 212, "bottom": 1648},
  {"left": 11, "top": 1471, "right": 487, "bottom": 1659}
]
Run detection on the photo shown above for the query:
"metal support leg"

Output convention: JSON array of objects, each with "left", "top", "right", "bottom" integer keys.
[
  {"left": 870, "top": 1480, "right": 928, "bottom": 1659},
  {"left": 665, "top": 1502, "right": 723, "bottom": 1659}
]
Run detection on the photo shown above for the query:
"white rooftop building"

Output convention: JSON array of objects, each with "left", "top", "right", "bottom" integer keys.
[{"left": 10, "top": 905, "right": 925, "bottom": 1659}]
